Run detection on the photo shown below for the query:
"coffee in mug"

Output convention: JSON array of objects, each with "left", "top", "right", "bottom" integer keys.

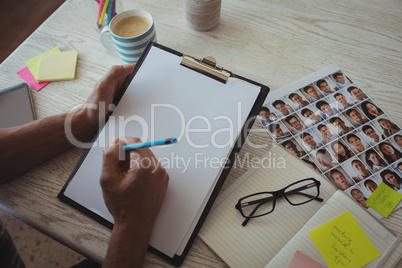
[{"left": 114, "top": 16, "right": 151, "bottom": 38}]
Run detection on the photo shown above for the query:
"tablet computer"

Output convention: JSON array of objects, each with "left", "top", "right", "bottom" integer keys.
[{"left": 0, "top": 83, "right": 35, "bottom": 128}]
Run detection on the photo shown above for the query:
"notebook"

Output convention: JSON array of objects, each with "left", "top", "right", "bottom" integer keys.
[
  {"left": 58, "top": 42, "right": 269, "bottom": 265},
  {"left": 199, "top": 146, "right": 402, "bottom": 267},
  {"left": 267, "top": 190, "right": 402, "bottom": 268}
]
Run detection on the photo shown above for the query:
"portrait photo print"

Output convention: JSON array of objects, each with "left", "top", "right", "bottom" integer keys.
[{"left": 259, "top": 66, "right": 402, "bottom": 218}]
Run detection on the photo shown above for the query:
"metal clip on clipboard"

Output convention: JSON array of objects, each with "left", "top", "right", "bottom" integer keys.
[{"left": 180, "top": 55, "right": 232, "bottom": 83}]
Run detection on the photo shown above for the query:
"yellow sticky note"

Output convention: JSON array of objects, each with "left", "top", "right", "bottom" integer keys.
[
  {"left": 309, "top": 211, "right": 380, "bottom": 267},
  {"left": 36, "top": 51, "right": 78, "bottom": 82},
  {"left": 25, "top": 47, "right": 61, "bottom": 80},
  {"left": 366, "top": 182, "right": 402, "bottom": 217}
]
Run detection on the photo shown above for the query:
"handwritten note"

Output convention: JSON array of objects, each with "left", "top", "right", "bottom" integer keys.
[
  {"left": 287, "top": 250, "right": 326, "bottom": 268},
  {"left": 366, "top": 182, "right": 402, "bottom": 217},
  {"left": 309, "top": 211, "right": 380, "bottom": 267}
]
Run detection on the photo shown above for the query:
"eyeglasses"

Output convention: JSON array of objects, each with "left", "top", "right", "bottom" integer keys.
[{"left": 235, "top": 178, "right": 323, "bottom": 226}]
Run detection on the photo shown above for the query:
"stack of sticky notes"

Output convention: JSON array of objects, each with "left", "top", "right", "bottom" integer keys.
[
  {"left": 36, "top": 51, "right": 78, "bottom": 82},
  {"left": 17, "top": 47, "right": 78, "bottom": 91}
]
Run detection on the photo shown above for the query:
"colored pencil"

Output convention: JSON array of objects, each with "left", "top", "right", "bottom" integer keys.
[
  {"left": 107, "top": 0, "right": 113, "bottom": 25},
  {"left": 97, "top": 0, "right": 105, "bottom": 26},
  {"left": 99, "top": 0, "right": 110, "bottom": 26}
]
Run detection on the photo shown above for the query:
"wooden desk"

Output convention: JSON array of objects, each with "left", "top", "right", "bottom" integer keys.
[{"left": 0, "top": 0, "right": 401, "bottom": 266}]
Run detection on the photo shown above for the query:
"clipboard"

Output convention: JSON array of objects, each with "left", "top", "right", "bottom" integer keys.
[{"left": 58, "top": 42, "right": 269, "bottom": 266}]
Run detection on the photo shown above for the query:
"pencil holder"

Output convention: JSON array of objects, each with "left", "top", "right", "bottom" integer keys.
[{"left": 184, "top": 0, "right": 221, "bottom": 31}]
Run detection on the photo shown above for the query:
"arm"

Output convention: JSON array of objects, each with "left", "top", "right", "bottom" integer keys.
[
  {"left": 0, "top": 110, "right": 92, "bottom": 183},
  {"left": 0, "top": 64, "right": 134, "bottom": 184},
  {"left": 100, "top": 137, "right": 169, "bottom": 268}
]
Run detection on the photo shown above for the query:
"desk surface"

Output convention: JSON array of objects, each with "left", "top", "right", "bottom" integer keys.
[{"left": 1, "top": 0, "right": 401, "bottom": 267}]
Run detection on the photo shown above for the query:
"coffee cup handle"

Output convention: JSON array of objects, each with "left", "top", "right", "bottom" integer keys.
[{"left": 99, "top": 26, "right": 115, "bottom": 51}]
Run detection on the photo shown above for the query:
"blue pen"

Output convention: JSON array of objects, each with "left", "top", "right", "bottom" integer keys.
[
  {"left": 123, "top": 138, "right": 178, "bottom": 150},
  {"left": 106, "top": 0, "right": 113, "bottom": 25}
]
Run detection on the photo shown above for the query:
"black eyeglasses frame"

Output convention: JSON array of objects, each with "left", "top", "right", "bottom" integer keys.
[{"left": 235, "top": 178, "right": 323, "bottom": 226}]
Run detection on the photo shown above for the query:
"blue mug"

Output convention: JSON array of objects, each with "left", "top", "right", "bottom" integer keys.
[{"left": 100, "top": 10, "right": 156, "bottom": 64}]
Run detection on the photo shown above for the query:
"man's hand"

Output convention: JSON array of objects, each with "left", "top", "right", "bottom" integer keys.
[
  {"left": 82, "top": 64, "right": 134, "bottom": 129},
  {"left": 100, "top": 137, "right": 169, "bottom": 268},
  {"left": 100, "top": 137, "right": 169, "bottom": 226}
]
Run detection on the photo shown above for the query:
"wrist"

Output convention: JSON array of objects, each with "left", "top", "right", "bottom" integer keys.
[
  {"left": 68, "top": 108, "right": 98, "bottom": 143},
  {"left": 103, "top": 217, "right": 153, "bottom": 268},
  {"left": 113, "top": 218, "right": 154, "bottom": 246},
  {"left": 114, "top": 214, "right": 154, "bottom": 233}
]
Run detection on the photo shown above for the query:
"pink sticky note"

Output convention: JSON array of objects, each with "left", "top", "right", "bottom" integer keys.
[
  {"left": 287, "top": 250, "right": 326, "bottom": 268},
  {"left": 17, "top": 67, "right": 50, "bottom": 91}
]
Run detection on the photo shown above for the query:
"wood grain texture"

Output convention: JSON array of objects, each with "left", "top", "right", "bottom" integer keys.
[{"left": 0, "top": 0, "right": 401, "bottom": 267}]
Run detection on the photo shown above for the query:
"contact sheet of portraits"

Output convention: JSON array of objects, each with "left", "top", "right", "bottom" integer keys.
[{"left": 259, "top": 65, "right": 402, "bottom": 217}]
